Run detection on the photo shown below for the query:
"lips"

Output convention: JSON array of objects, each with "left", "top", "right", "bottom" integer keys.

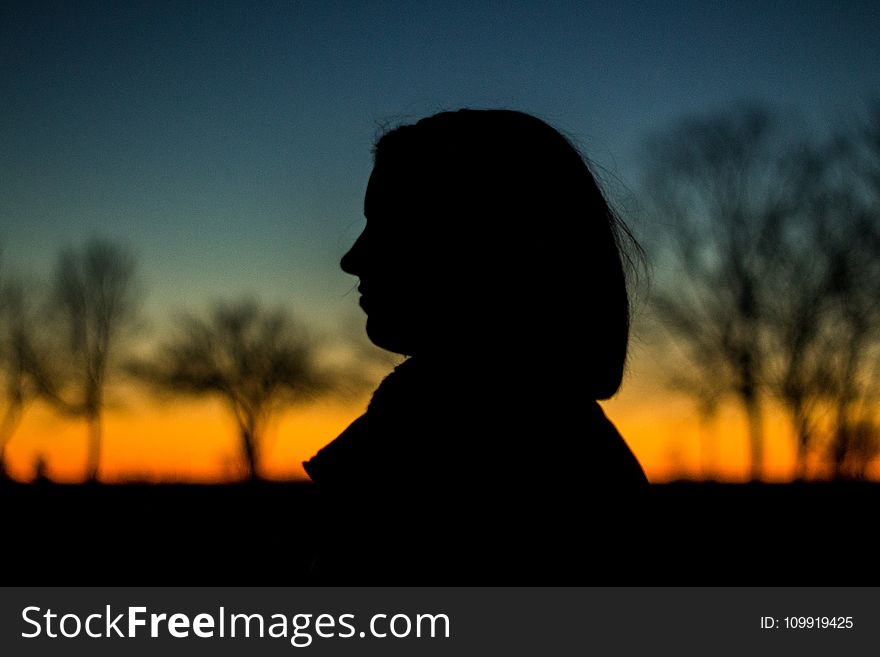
[{"left": 357, "top": 289, "right": 371, "bottom": 311}]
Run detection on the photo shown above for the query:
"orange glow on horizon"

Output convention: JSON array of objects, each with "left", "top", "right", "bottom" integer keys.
[
  {"left": 3, "top": 396, "right": 363, "bottom": 484},
  {"left": 4, "top": 381, "right": 877, "bottom": 484}
]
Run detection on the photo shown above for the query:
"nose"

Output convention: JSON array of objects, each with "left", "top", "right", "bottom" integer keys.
[{"left": 340, "top": 230, "right": 366, "bottom": 276}]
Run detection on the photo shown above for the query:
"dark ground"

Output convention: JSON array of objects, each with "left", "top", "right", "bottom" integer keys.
[{"left": 2, "top": 481, "right": 877, "bottom": 585}]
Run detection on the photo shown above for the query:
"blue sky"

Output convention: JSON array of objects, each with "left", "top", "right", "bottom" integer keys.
[{"left": 2, "top": 0, "right": 878, "bottom": 330}]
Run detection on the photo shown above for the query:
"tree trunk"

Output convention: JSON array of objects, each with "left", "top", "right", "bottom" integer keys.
[
  {"left": 241, "top": 426, "right": 259, "bottom": 482},
  {"left": 743, "top": 395, "right": 764, "bottom": 481},
  {"left": 791, "top": 400, "right": 811, "bottom": 481},
  {"left": 698, "top": 412, "right": 718, "bottom": 481},
  {"left": 793, "top": 417, "right": 813, "bottom": 481},
  {"left": 0, "top": 403, "right": 23, "bottom": 479},
  {"left": 86, "top": 413, "right": 102, "bottom": 483}
]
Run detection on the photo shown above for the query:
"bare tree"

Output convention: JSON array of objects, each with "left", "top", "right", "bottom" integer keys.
[
  {"left": 45, "top": 238, "right": 140, "bottom": 482},
  {"left": 754, "top": 142, "right": 841, "bottom": 478},
  {"left": 763, "top": 106, "right": 880, "bottom": 478},
  {"left": 134, "top": 299, "right": 337, "bottom": 481},
  {"left": 642, "top": 105, "right": 797, "bottom": 480},
  {"left": 644, "top": 104, "right": 880, "bottom": 480},
  {"left": 0, "top": 278, "right": 44, "bottom": 477},
  {"left": 818, "top": 103, "right": 880, "bottom": 478}
]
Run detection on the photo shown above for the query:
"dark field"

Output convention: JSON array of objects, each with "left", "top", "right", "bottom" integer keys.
[{"left": 2, "top": 482, "right": 877, "bottom": 585}]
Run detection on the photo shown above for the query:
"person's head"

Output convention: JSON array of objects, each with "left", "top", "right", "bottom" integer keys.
[{"left": 341, "top": 109, "right": 640, "bottom": 399}]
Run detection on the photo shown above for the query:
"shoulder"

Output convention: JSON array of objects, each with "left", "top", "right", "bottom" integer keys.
[
  {"left": 547, "top": 401, "right": 648, "bottom": 489},
  {"left": 589, "top": 401, "right": 649, "bottom": 486}
]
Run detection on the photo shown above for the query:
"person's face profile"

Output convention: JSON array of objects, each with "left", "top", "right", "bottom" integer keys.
[{"left": 341, "top": 161, "right": 434, "bottom": 356}]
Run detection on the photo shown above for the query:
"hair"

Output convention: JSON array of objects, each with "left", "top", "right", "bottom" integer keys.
[{"left": 371, "top": 109, "right": 641, "bottom": 399}]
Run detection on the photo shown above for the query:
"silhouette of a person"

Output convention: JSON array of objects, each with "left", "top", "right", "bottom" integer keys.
[{"left": 305, "top": 109, "right": 647, "bottom": 581}]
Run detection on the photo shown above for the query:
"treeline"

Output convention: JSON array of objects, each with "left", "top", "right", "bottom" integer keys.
[
  {"left": 0, "top": 240, "right": 378, "bottom": 482},
  {"left": 642, "top": 102, "right": 880, "bottom": 480}
]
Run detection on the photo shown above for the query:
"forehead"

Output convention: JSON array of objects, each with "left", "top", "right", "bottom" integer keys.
[{"left": 364, "top": 161, "right": 427, "bottom": 217}]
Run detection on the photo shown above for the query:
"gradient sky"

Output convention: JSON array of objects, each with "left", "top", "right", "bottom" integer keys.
[{"left": 2, "top": 0, "right": 879, "bottom": 481}]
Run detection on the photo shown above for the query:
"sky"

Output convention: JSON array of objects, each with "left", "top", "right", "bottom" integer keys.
[{"left": 1, "top": 0, "right": 879, "bottom": 482}]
